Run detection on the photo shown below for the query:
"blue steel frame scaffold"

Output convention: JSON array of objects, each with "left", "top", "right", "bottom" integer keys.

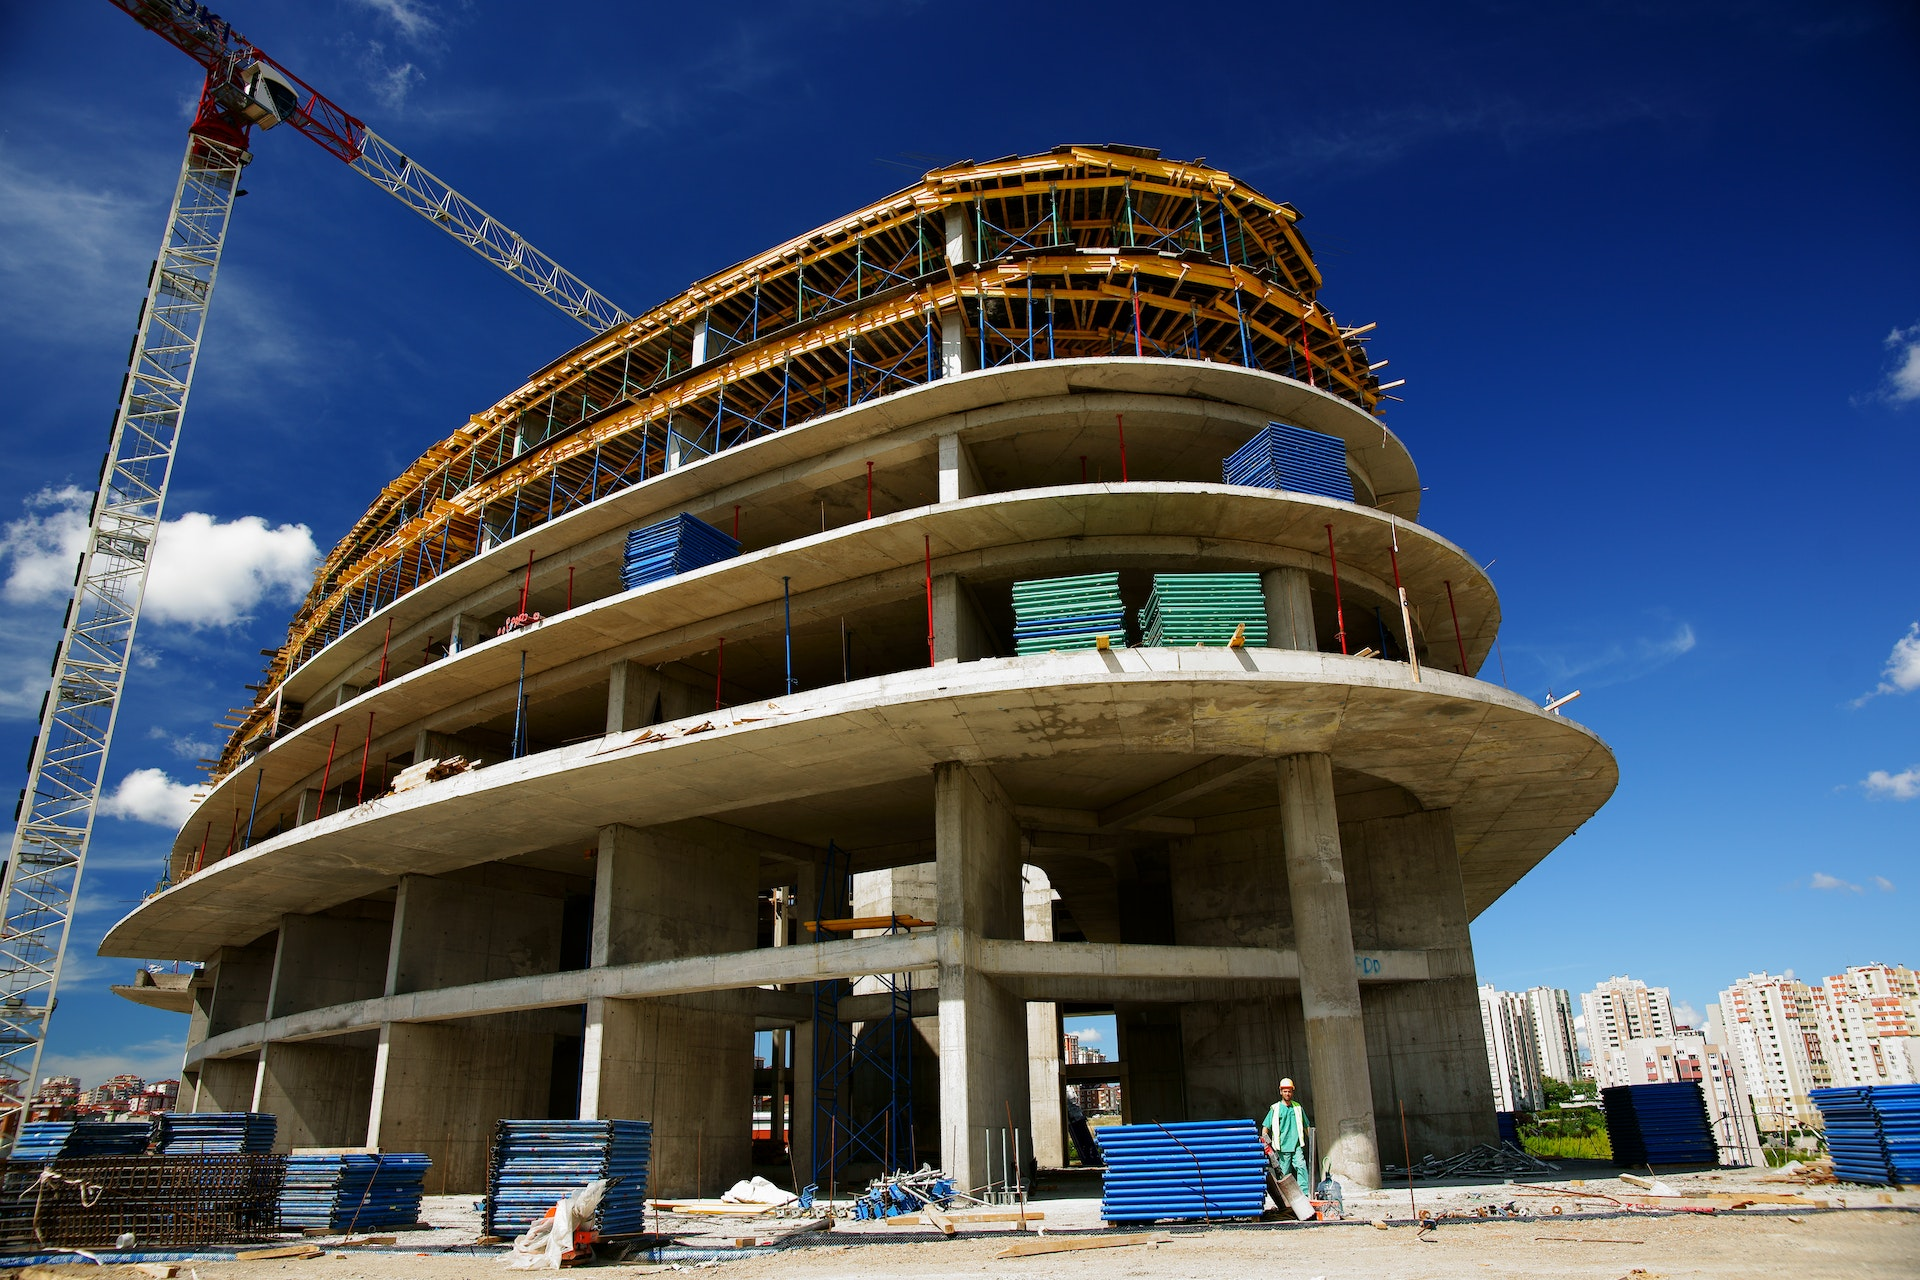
[{"left": 809, "top": 842, "right": 917, "bottom": 1187}]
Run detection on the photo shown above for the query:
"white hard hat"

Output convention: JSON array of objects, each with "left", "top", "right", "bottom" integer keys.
[{"left": 1279, "top": 1077, "right": 1295, "bottom": 1089}]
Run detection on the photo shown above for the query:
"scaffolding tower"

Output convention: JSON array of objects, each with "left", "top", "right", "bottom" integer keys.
[{"left": 808, "top": 842, "right": 917, "bottom": 1185}]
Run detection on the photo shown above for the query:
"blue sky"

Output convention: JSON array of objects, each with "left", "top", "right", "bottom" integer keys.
[{"left": 0, "top": 0, "right": 1913, "bottom": 1085}]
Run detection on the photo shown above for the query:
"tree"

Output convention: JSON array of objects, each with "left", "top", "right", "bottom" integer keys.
[{"left": 1541, "top": 1077, "right": 1576, "bottom": 1106}]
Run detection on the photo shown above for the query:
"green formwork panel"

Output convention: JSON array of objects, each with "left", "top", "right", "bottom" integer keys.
[{"left": 1142, "top": 572, "right": 1268, "bottom": 646}]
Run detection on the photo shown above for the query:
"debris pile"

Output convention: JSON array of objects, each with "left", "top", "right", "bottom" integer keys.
[{"left": 1385, "top": 1141, "right": 1556, "bottom": 1180}]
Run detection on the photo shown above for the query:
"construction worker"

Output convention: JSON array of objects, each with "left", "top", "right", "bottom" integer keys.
[{"left": 1261, "top": 1077, "right": 1310, "bottom": 1190}]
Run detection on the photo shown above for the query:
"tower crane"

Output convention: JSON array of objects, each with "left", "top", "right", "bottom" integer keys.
[{"left": 0, "top": 0, "right": 632, "bottom": 1125}]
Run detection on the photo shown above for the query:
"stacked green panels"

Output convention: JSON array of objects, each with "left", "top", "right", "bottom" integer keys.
[
  {"left": 1141, "top": 574, "right": 1269, "bottom": 647},
  {"left": 1011, "top": 573, "right": 1126, "bottom": 653}
]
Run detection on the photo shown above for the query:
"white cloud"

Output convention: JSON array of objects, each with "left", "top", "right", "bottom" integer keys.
[
  {"left": 1810, "top": 871, "right": 1863, "bottom": 893},
  {"left": 1879, "top": 322, "right": 1920, "bottom": 405},
  {"left": 148, "top": 725, "right": 218, "bottom": 762},
  {"left": 1071, "top": 1028, "right": 1103, "bottom": 1044},
  {"left": 1872, "top": 876, "right": 1896, "bottom": 893},
  {"left": 39, "top": 1037, "right": 187, "bottom": 1092},
  {"left": 0, "top": 488, "right": 318, "bottom": 629},
  {"left": 98, "top": 768, "right": 200, "bottom": 828},
  {"left": 0, "top": 485, "right": 90, "bottom": 603},
  {"left": 352, "top": 0, "right": 442, "bottom": 41},
  {"left": 1673, "top": 1001, "right": 1701, "bottom": 1029},
  {"left": 1854, "top": 622, "right": 1920, "bottom": 704},
  {"left": 144, "top": 511, "right": 318, "bottom": 627},
  {"left": 1863, "top": 767, "right": 1920, "bottom": 801},
  {"left": 359, "top": 41, "right": 426, "bottom": 110}
]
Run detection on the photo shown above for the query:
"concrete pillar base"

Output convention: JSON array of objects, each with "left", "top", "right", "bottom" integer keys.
[{"left": 1279, "top": 752, "right": 1381, "bottom": 1188}]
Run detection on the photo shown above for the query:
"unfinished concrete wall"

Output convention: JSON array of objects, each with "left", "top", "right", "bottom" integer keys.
[
  {"left": 580, "top": 821, "right": 757, "bottom": 1198},
  {"left": 257, "top": 1039, "right": 379, "bottom": 1150},
  {"left": 371, "top": 1018, "right": 555, "bottom": 1194},
  {"left": 934, "top": 764, "right": 1029, "bottom": 1189},
  {"left": 254, "top": 910, "right": 391, "bottom": 1150},
  {"left": 192, "top": 1056, "right": 260, "bottom": 1114},
  {"left": 369, "top": 875, "right": 567, "bottom": 1191},
  {"left": 1173, "top": 824, "right": 1305, "bottom": 1123},
  {"left": 1342, "top": 806, "right": 1498, "bottom": 1157}
]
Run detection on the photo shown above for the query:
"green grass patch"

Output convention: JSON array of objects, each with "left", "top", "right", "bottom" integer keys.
[{"left": 1523, "top": 1132, "right": 1612, "bottom": 1161}]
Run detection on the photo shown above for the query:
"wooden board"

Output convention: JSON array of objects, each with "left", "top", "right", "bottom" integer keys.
[
  {"left": 994, "top": 1232, "right": 1166, "bottom": 1259},
  {"left": 887, "top": 1208, "right": 1047, "bottom": 1226},
  {"left": 235, "top": 1244, "right": 325, "bottom": 1261}
]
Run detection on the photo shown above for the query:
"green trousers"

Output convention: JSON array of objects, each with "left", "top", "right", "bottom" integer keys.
[{"left": 1271, "top": 1145, "right": 1308, "bottom": 1187}]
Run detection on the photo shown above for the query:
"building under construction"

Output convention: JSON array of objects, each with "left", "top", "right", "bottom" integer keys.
[{"left": 104, "top": 145, "right": 1617, "bottom": 1196}]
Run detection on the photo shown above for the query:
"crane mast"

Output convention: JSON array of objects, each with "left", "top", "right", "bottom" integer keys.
[{"left": 0, "top": 0, "right": 631, "bottom": 1122}]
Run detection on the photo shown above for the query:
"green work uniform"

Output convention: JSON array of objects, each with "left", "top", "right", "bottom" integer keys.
[{"left": 1263, "top": 1099, "right": 1309, "bottom": 1187}]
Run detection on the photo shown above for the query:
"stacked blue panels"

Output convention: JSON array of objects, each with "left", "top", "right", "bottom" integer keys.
[
  {"left": 485, "top": 1120, "right": 651, "bottom": 1239},
  {"left": 1601, "top": 1083, "right": 1717, "bottom": 1166},
  {"left": 1811, "top": 1084, "right": 1920, "bottom": 1186},
  {"left": 621, "top": 515, "right": 739, "bottom": 590},
  {"left": 1012, "top": 574, "right": 1127, "bottom": 654},
  {"left": 1223, "top": 422, "right": 1355, "bottom": 502},
  {"left": 1140, "top": 574, "right": 1269, "bottom": 647},
  {"left": 1098, "top": 1120, "right": 1268, "bottom": 1223},
  {"left": 155, "top": 1112, "right": 277, "bottom": 1154},
  {"left": 1495, "top": 1112, "right": 1519, "bottom": 1146},
  {"left": 9, "top": 1120, "right": 151, "bottom": 1162},
  {"left": 282, "top": 1153, "right": 431, "bottom": 1231}
]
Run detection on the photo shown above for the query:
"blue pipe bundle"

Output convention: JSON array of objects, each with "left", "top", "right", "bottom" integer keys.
[
  {"left": 1810, "top": 1084, "right": 1920, "bottom": 1186},
  {"left": 1098, "top": 1120, "right": 1268, "bottom": 1223},
  {"left": 9, "top": 1120, "right": 152, "bottom": 1162},
  {"left": 484, "top": 1120, "right": 651, "bottom": 1239},
  {"left": 1601, "top": 1083, "right": 1717, "bottom": 1166},
  {"left": 281, "top": 1153, "right": 431, "bottom": 1231},
  {"left": 1140, "top": 574, "right": 1269, "bottom": 647},
  {"left": 1223, "top": 422, "right": 1354, "bottom": 502},
  {"left": 1012, "top": 573, "right": 1126, "bottom": 654},
  {"left": 155, "top": 1113, "right": 276, "bottom": 1155},
  {"left": 622, "top": 514, "right": 739, "bottom": 590}
]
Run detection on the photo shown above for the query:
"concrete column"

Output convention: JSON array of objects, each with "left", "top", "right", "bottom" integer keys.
[
  {"left": 1262, "top": 567, "right": 1317, "bottom": 651},
  {"left": 937, "top": 433, "right": 982, "bottom": 503},
  {"left": 367, "top": 876, "right": 566, "bottom": 1191},
  {"left": 447, "top": 614, "right": 482, "bottom": 655},
  {"left": 943, "top": 207, "right": 973, "bottom": 264},
  {"left": 253, "top": 912, "right": 389, "bottom": 1150},
  {"left": 1342, "top": 807, "right": 1498, "bottom": 1156},
  {"left": 579, "top": 822, "right": 757, "bottom": 1197},
  {"left": 1278, "top": 753, "right": 1381, "bottom": 1188},
  {"left": 294, "top": 789, "right": 323, "bottom": 826},
  {"left": 931, "top": 576, "right": 992, "bottom": 665},
  {"left": 1023, "top": 866, "right": 1065, "bottom": 1170},
  {"left": 934, "top": 763, "right": 1028, "bottom": 1190},
  {"left": 940, "top": 311, "right": 971, "bottom": 379},
  {"left": 690, "top": 314, "right": 711, "bottom": 366},
  {"left": 606, "top": 661, "right": 703, "bottom": 735}
]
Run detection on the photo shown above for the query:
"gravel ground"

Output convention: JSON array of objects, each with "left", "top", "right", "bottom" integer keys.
[{"left": 5, "top": 1162, "right": 1914, "bottom": 1279}]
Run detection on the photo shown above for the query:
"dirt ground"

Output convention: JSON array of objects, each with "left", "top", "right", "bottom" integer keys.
[{"left": 6, "top": 1163, "right": 1916, "bottom": 1279}]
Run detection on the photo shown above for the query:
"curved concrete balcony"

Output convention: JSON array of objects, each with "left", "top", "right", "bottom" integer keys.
[
  {"left": 112, "top": 647, "right": 1613, "bottom": 961},
  {"left": 218, "top": 360, "right": 1419, "bottom": 774},
  {"left": 162, "top": 482, "right": 1499, "bottom": 878}
]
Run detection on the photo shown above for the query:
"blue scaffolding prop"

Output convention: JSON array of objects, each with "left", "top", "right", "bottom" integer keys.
[{"left": 809, "top": 841, "right": 917, "bottom": 1187}]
